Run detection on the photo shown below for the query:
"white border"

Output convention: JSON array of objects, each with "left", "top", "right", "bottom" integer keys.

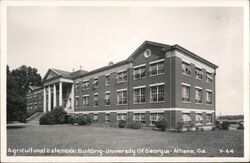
[{"left": 1, "top": 0, "right": 249, "bottom": 162}]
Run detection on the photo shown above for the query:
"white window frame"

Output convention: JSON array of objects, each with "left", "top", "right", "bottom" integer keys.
[
  {"left": 75, "top": 96, "right": 79, "bottom": 108},
  {"left": 206, "top": 114, "right": 212, "bottom": 124},
  {"left": 105, "top": 92, "right": 111, "bottom": 106},
  {"left": 150, "top": 84, "right": 165, "bottom": 103},
  {"left": 149, "top": 59, "right": 165, "bottom": 76},
  {"left": 94, "top": 94, "right": 98, "bottom": 107},
  {"left": 105, "top": 75, "right": 110, "bottom": 85},
  {"left": 116, "top": 71, "right": 127, "bottom": 83},
  {"left": 149, "top": 113, "right": 164, "bottom": 125},
  {"left": 181, "top": 84, "right": 191, "bottom": 102},
  {"left": 182, "top": 62, "right": 191, "bottom": 76},
  {"left": 82, "top": 80, "right": 89, "bottom": 90},
  {"left": 206, "top": 90, "right": 213, "bottom": 105},
  {"left": 195, "top": 87, "right": 202, "bottom": 104},
  {"left": 133, "top": 65, "right": 146, "bottom": 80},
  {"left": 117, "top": 89, "right": 127, "bottom": 105},
  {"left": 195, "top": 67, "right": 203, "bottom": 80},
  {"left": 133, "top": 86, "right": 146, "bottom": 104},
  {"left": 82, "top": 95, "right": 89, "bottom": 108},
  {"left": 206, "top": 72, "right": 213, "bottom": 83}
]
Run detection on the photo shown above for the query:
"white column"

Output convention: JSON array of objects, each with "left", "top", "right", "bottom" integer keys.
[
  {"left": 43, "top": 87, "right": 46, "bottom": 112},
  {"left": 48, "top": 86, "right": 51, "bottom": 112},
  {"left": 53, "top": 84, "right": 57, "bottom": 108},
  {"left": 59, "top": 82, "right": 62, "bottom": 106},
  {"left": 71, "top": 83, "right": 74, "bottom": 111}
]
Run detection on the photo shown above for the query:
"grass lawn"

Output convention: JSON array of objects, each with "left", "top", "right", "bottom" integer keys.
[{"left": 7, "top": 124, "right": 244, "bottom": 157}]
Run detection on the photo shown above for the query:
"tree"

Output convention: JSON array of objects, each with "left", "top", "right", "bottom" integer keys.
[{"left": 7, "top": 65, "right": 42, "bottom": 122}]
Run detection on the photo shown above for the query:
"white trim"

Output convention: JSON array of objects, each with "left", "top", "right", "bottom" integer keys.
[
  {"left": 133, "top": 63, "right": 146, "bottom": 69},
  {"left": 133, "top": 85, "right": 146, "bottom": 89},
  {"left": 149, "top": 82, "right": 165, "bottom": 87},
  {"left": 81, "top": 79, "right": 89, "bottom": 83},
  {"left": 75, "top": 96, "right": 79, "bottom": 98},
  {"left": 149, "top": 58, "right": 165, "bottom": 65},
  {"left": 72, "top": 108, "right": 215, "bottom": 114},
  {"left": 181, "top": 82, "right": 191, "bottom": 87},
  {"left": 116, "top": 70, "right": 127, "bottom": 74},
  {"left": 206, "top": 89, "right": 212, "bottom": 92},
  {"left": 82, "top": 94, "right": 89, "bottom": 97},
  {"left": 50, "top": 68, "right": 61, "bottom": 76},
  {"left": 195, "top": 86, "right": 202, "bottom": 89},
  {"left": 116, "top": 88, "right": 127, "bottom": 92},
  {"left": 94, "top": 93, "right": 99, "bottom": 95},
  {"left": 105, "top": 91, "right": 111, "bottom": 93}
]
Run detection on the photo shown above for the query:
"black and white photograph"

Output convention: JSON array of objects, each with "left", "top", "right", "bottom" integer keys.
[{"left": 1, "top": 0, "right": 249, "bottom": 162}]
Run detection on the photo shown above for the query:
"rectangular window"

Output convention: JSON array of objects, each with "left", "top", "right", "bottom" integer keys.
[
  {"left": 133, "top": 87, "right": 146, "bottom": 104},
  {"left": 93, "top": 78, "right": 98, "bottom": 88},
  {"left": 82, "top": 81, "right": 89, "bottom": 90},
  {"left": 93, "top": 114, "right": 98, "bottom": 122},
  {"left": 182, "top": 62, "right": 191, "bottom": 76},
  {"left": 150, "top": 84, "right": 164, "bottom": 102},
  {"left": 133, "top": 113, "right": 146, "bottom": 124},
  {"left": 106, "top": 75, "right": 110, "bottom": 85},
  {"left": 195, "top": 113, "right": 203, "bottom": 125},
  {"left": 75, "top": 83, "right": 79, "bottom": 91},
  {"left": 117, "top": 113, "right": 127, "bottom": 120},
  {"left": 105, "top": 92, "right": 111, "bottom": 106},
  {"left": 195, "top": 88, "right": 202, "bottom": 103},
  {"left": 117, "top": 90, "right": 127, "bottom": 105},
  {"left": 105, "top": 114, "right": 110, "bottom": 124},
  {"left": 116, "top": 71, "right": 127, "bottom": 83},
  {"left": 195, "top": 67, "right": 203, "bottom": 80},
  {"left": 206, "top": 114, "right": 212, "bottom": 124},
  {"left": 75, "top": 97, "right": 79, "bottom": 107},
  {"left": 206, "top": 91, "right": 212, "bottom": 104},
  {"left": 149, "top": 61, "right": 164, "bottom": 76},
  {"left": 182, "top": 85, "right": 190, "bottom": 102},
  {"left": 182, "top": 113, "right": 191, "bottom": 125},
  {"left": 206, "top": 72, "right": 213, "bottom": 83},
  {"left": 94, "top": 94, "right": 98, "bottom": 107},
  {"left": 150, "top": 113, "right": 163, "bottom": 125},
  {"left": 133, "top": 66, "right": 146, "bottom": 80},
  {"left": 82, "top": 95, "right": 89, "bottom": 108}
]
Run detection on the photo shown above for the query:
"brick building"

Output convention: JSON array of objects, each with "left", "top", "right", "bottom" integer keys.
[{"left": 26, "top": 41, "right": 218, "bottom": 129}]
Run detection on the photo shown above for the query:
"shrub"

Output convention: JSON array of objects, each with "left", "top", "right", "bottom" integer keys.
[
  {"left": 221, "top": 121, "right": 230, "bottom": 130},
  {"left": 155, "top": 119, "right": 168, "bottom": 131},
  {"left": 118, "top": 120, "right": 126, "bottom": 128},
  {"left": 51, "top": 106, "right": 67, "bottom": 124},
  {"left": 127, "top": 121, "right": 142, "bottom": 129},
  {"left": 67, "top": 115, "right": 75, "bottom": 124},
  {"left": 237, "top": 123, "right": 244, "bottom": 130},
  {"left": 86, "top": 114, "right": 93, "bottom": 124},
  {"left": 39, "top": 112, "right": 55, "bottom": 125},
  {"left": 215, "top": 121, "right": 223, "bottom": 130},
  {"left": 176, "top": 121, "right": 183, "bottom": 132},
  {"left": 75, "top": 114, "right": 88, "bottom": 125}
]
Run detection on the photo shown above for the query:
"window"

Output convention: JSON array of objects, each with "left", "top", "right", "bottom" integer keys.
[
  {"left": 94, "top": 94, "right": 98, "bottom": 107},
  {"left": 182, "top": 62, "right": 191, "bottom": 76},
  {"left": 75, "top": 83, "right": 79, "bottom": 91},
  {"left": 75, "top": 97, "right": 79, "bottom": 107},
  {"left": 133, "top": 87, "right": 146, "bottom": 104},
  {"left": 182, "top": 113, "right": 191, "bottom": 125},
  {"left": 182, "top": 84, "right": 190, "bottom": 102},
  {"left": 117, "top": 113, "right": 127, "bottom": 120},
  {"left": 133, "top": 113, "right": 146, "bottom": 124},
  {"left": 195, "top": 88, "right": 202, "bottom": 103},
  {"left": 195, "top": 67, "right": 203, "bottom": 80},
  {"left": 206, "top": 91, "right": 212, "bottom": 104},
  {"left": 206, "top": 72, "right": 213, "bottom": 83},
  {"left": 206, "top": 114, "right": 212, "bottom": 124},
  {"left": 106, "top": 75, "right": 110, "bottom": 85},
  {"left": 117, "top": 90, "right": 127, "bottom": 105},
  {"left": 82, "top": 81, "right": 89, "bottom": 90},
  {"left": 105, "top": 114, "right": 110, "bottom": 124},
  {"left": 116, "top": 71, "right": 127, "bottom": 83},
  {"left": 150, "top": 84, "right": 164, "bottom": 102},
  {"left": 149, "top": 60, "right": 164, "bottom": 76},
  {"left": 93, "top": 78, "right": 98, "bottom": 88},
  {"left": 105, "top": 92, "right": 111, "bottom": 106},
  {"left": 93, "top": 114, "right": 98, "bottom": 122},
  {"left": 133, "top": 66, "right": 146, "bottom": 80},
  {"left": 82, "top": 95, "right": 89, "bottom": 108},
  {"left": 195, "top": 113, "right": 203, "bottom": 125},
  {"left": 150, "top": 113, "right": 163, "bottom": 125}
]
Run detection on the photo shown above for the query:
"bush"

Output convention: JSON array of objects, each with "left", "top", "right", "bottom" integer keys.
[
  {"left": 118, "top": 120, "right": 126, "bottom": 128},
  {"left": 176, "top": 121, "right": 183, "bottom": 132},
  {"left": 51, "top": 106, "right": 68, "bottom": 124},
  {"left": 75, "top": 114, "right": 88, "bottom": 125},
  {"left": 127, "top": 121, "right": 142, "bottom": 129},
  {"left": 39, "top": 112, "right": 55, "bottom": 125},
  {"left": 86, "top": 114, "right": 93, "bottom": 124},
  {"left": 221, "top": 121, "right": 230, "bottom": 130},
  {"left": 67, "top": 115, "right": 75, "bottom": 124},
  {"left": 237, "top": 123, "right": 244, "bottom": 130},
  {"left": 155, "top": 119, "right": 168, "bottom": 131}
]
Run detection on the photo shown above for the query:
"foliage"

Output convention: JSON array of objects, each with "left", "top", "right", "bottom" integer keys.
[
  {"left": 127, "top": 121, "right": 142, "bottom": 129},
  {"left": 155, "top": 118, "right": 168, "bottom": 131},
  {"left": 51, "top": 106, "right": 68, "bottom": 124},
  {"left": 118, "top": 120, "right": 126, "bottom": 128},
  {"left": 75, "top": 114, "right": 89, "bottom": 125},
  {"left": 237, "top": 123, "right": 244, "bottom": 130},
  {"left": 39, "top": 112, "right": 55, "bottom": 125},
  {"left": 67, "top": 115, "right": 75, "bottom": 124},
  {"left": 7, "top": 65, "right": 42, "bottom": 122},
  {"left": 221, "top": 121, "right": 230, "bottom": 130},
  {"left": 176, "top": 121, "right": 183, "bottom": 132}
]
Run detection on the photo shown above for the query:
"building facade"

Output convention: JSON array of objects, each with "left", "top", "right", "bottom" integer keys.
[{"left": 26, "top": 41, "right": 218, "bottom": 129}]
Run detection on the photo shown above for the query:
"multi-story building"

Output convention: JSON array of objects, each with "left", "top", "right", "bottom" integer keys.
[{"left": 26, "top": 41, "right": 218, "bottom": 129}]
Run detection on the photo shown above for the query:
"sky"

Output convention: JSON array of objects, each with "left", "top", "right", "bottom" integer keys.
[{"left": 7, "top": 6, "right": 244, "bottom": 116}]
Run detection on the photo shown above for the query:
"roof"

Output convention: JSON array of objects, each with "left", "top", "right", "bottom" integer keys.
[{"left": 29, "top": 86, "right": 42, "bottom": 91}]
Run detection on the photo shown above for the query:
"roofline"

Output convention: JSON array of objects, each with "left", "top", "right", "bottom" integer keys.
[{"left": 171, "top": 45, "right": 219, "bottom": 69}]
